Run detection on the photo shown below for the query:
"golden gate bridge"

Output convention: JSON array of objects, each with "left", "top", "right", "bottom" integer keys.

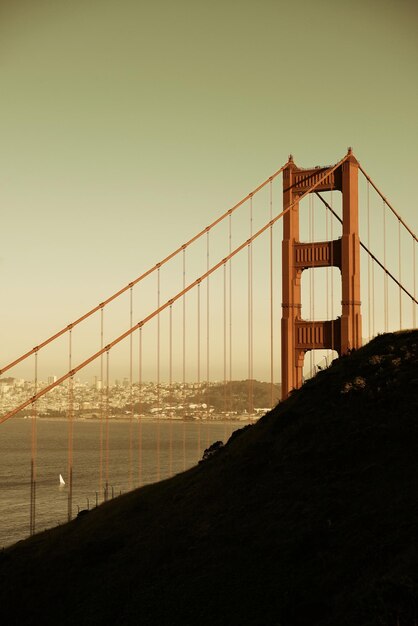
[{"left": 1, "top": 149, "right": 417, "bottom": 538}]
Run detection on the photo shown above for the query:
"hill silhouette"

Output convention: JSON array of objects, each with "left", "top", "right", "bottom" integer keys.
[{"left": 0, "top": 330, "right": 417, "bottom": 626}]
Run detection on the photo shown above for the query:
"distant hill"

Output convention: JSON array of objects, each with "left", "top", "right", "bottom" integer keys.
[
  {"left": 191, "top": 379, "right": 281, "bottom": 411},
  {"left": 0, "top": 330, "right": 417, "bottom": 626}
]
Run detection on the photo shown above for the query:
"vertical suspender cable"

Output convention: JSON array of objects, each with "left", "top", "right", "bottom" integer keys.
[
  {"left": 248, "top": 195, "right": 254, "bottom": 415},
  {"left": 228, "top": 212, "right": 232, "bottom": 412},
  {"left": 157, "top": 267, "right": 161, "bottom": 406},
  {"left": 398, "top": 219, "right": 402, "bottom": 329},
  {"left": 223, "top": 263, "right": 228, "bottom": 443},
  {"left": 250, "top": 198, "right": 253, "bottom": 415},
  {"left": 308, "top": 195, "right": 312, "bottom": 374},
  {"left": 413, "top": 236, "right": 417, "bottom": 329},
  {"left": 372, "top": 255, "right": 376, "bottom": 338},
  {"left": 206, "top": 230, "right": 210, "bottom": 445},
  {"left": 197, "top": 281, "right": 201, "bottom": 460},
  {"left": 105, "top": 349, "right": 110, "bottom": 501},
  {"left": 330, "top": 191, "right": 335, "bottom": 353},
  {"left": 99, "top": 307, "right": 104, "bottom": 497},
  {"left": 29, "top": 350, "right": 38, "bottom": 536},
  {"left": 228, "top": 210, "right": 233, "bottom": 442},
  {"left": 367, "top": 182, "right": 371, "bottom": 340},
  {"left": 383, "top": 200, "right": 388, "bottom": 331},
  {"left": 312, "top": 193, "right": 315, "bottom": 373},
  {"left": 325, "top": 191, "right": 329, "bottom": 365},
  {"left": 367, "top": 181, "right": 376, "bottom": 339},
  {"left": 247, "top": 243, "right": 251, "bottom": 415},
  {"left": 138, "top": 327, "right": 143, "bottom": 487},
  {"left": 223, "top": 262, "right": 227, "bottom": 415},
  {"left": 247, "top": 199, "right": 250, "bottom": 413},
  {"left": 269, "top": 178, "right": 274, "bottom": 408},
  {"left": 129, "top": 287, "right": 133, "bottom": 490},
  {"left": 247, "top": 235, "right": 251, "bottom": 415},
  {"left": 67, "top": 328, "right": 74, "bottom": 522},
  {"left": 169, "top": 304, "right": 173, "bottom": 476},
  {"left": 309, "top": 195, "right": 314, "bottom": 376},
  {"left": 182, "top": 248, "right": 186, "bottom": 471},
  {"left": 156, "top": 267, "right": 161, "bottom": 482}
]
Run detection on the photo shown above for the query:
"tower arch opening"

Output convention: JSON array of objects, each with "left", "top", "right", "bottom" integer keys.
[
  {"left": 300, "top": 267, "right": 342, "bottom": 321},
  {"left": 302, "top": 348, "right": 339, "bottom": 382}
]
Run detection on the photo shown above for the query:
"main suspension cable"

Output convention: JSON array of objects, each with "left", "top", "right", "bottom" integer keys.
[
  {"left": 0, "top": 165, "right": 287, "bottom": 377},
  {"left": 315, "top": 192, "right": 418, "bottom": 305},
  {"left": 358, "top": 164, "right": 418, "bottom": 242},
  {"left": 1, "top": 156, "right": 350, "bottom": 425}
]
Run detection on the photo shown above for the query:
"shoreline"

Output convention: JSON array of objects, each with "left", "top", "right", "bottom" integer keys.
[{"left": 17, "top": 415, "right": 259, "bottom": 424}]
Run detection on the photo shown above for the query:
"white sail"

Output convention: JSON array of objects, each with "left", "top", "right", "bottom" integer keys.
[{"left": 59, "top": 474, "right": 65, "bottom": 486}]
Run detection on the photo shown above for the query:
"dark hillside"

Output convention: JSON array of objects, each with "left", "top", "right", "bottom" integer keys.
[{"left": 1, "top": 330, "right": 418, "bottom": 626}]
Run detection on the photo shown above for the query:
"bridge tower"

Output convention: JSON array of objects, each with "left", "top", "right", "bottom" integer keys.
[{"left": 281, "top": 149, "right": 362, "bottom": 399}]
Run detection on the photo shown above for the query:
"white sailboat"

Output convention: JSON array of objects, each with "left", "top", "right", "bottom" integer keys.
[{"left": 59, "top": 474, "right": 65, "bottom": 486}]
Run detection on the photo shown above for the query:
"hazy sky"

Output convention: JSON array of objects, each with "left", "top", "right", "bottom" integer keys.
[{"left": 1, "top": 0, "right": 417, "bottom": 381}]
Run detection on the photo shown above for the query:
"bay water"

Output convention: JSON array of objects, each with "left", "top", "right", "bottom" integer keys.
[{"left": 0, "top": 418, "right": 246, "bottom": 548}]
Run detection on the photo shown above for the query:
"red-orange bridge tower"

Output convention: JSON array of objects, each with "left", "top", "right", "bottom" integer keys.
[{"left": 281, "top": 149, "right": 362, "bottom": 399}]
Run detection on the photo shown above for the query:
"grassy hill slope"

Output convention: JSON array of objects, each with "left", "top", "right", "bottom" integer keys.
[{"left": 1, "top": 330, "right": 417, "bottom": 626}]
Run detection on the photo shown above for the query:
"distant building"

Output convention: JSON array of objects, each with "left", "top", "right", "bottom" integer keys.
[{"left": 0, "top": 382, "right": 10, "bottom": 394}]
